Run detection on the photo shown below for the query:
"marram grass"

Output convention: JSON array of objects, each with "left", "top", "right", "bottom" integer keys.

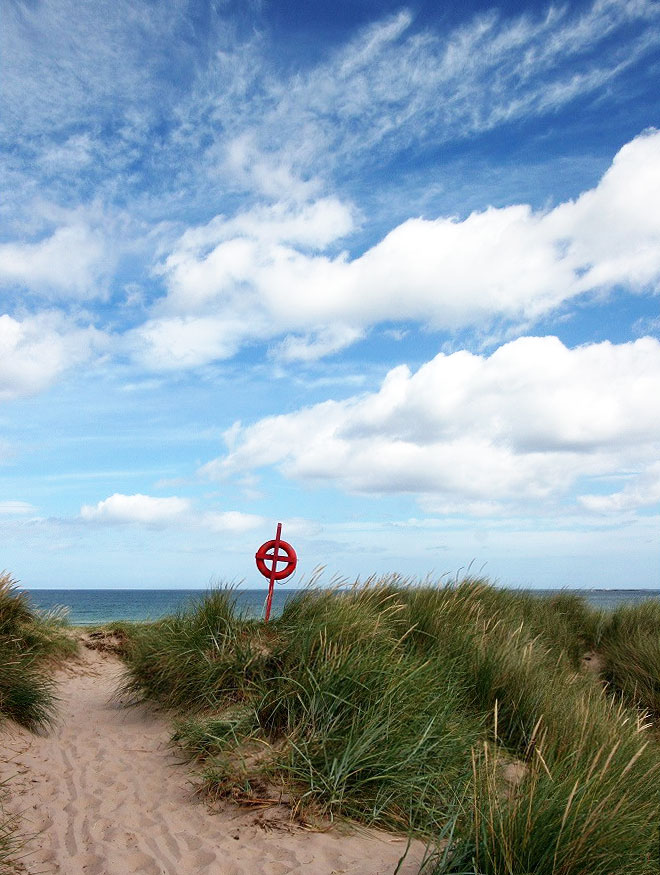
[
  {"left": 0, "top": 571, "right": 77, "bottom": 870},
  {"left": 0, "top": 783, "right": 20, "bottom": 875},
  {"left": 597, "top": 599, "right": 660, "bottom": 717},
  {"left": 119, "top": 579, "right": 660, "bottom": 875},
  {"left": 0, "top": 571, "right": 76, "bottom": 729}
]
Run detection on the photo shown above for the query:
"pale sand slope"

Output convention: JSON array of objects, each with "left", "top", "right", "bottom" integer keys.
[{"left": 0, "top": 645, "right": 425, "bottom": 875}]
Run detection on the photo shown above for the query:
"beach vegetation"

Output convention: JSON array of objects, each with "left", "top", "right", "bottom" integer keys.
[
  {"left": 118, "top": 578, "right": 660, "bottom": 875},
  {"left": 0, "top": 572, "right": 76, "bottom": 730},
  {"left": 596, "top": 599, "right": 660, "bottom": 717},
  {"left": 0, "top": 781, "right": 19, "bottom": 875},
  {"left": 0, "top": 572, "right": 78, "bottom": 871}
]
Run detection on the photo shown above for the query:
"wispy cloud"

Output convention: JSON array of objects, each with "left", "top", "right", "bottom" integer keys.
[
  {"left": 3, "top": 2, "right": 659, "bottom": 392},
  {"left": 1, "top": 0, "right": 239, "bottom": 234},
  {"left": 2, "top": 0, "right": 658, "bottom": 305},
  {"left": 209, "top": 0, "right": 660, "bottom": 191},
  {"left": 0, "top": 501, "right": 36, "bottom": 515},
  {"left": 4, "top": 0, "right": 659, "bottom": 219}
]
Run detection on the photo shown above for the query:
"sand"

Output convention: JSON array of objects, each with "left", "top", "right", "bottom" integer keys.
[{"left": 0, "top": 644, "right": 426, "bottom": 875}]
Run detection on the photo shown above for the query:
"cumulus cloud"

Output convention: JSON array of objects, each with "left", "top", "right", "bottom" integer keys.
[
  {"left": 0, "top": 224, "right": 110, "bottom": 299},
  {"left": 130, "top": 315, "right": 251, "bottom": 370},
  {"left": 168, "top": 198, "right": 355, "bottom": 258},
  {"left": 80, "top": 493, "right": 265, "bottom": 532},
  {"left": 6, "top": 1, "right": 660, "bottom": 380},
  {"left": 135, "top": 130, "right": 660, "bottom": 368},
  {"left": 0, "top": 312, "right": 106, "bottom": 401},
  {"left": 81, "top": 493, "right": 191, "bottom": 525},
  {"left": 201, "top": 336, "right": 660, "bottom": 515}
]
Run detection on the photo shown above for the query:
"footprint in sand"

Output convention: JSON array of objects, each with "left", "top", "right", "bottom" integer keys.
[{"left": 0, "top": 645, "right": 424, "bottom": 875}]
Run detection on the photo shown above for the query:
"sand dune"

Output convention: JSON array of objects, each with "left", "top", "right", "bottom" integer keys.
[{"left": 0, "top": 645, "right": 425, "bottom": 874}]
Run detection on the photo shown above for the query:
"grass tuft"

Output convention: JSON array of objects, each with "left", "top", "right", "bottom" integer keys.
[
  {"left": 597, "top": 599, "right": 660, "bottom": 717},
  {"left": 118, "top": 579, "right": 660, "bottom": 874},
  {"left": 0, "top": 571, "right": 79, "bottom": 870},
  {"left": 0, "top": 571, "right": 76, "bottom": 730}
]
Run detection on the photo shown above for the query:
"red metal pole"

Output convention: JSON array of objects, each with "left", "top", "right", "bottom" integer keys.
[{"left": 264, "top": 522, "right": 282, "bottom": 622}]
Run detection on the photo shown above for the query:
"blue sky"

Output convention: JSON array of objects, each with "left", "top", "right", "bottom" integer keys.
[{"left": 2, "top": 0, "right": 660, "bottom": 590}]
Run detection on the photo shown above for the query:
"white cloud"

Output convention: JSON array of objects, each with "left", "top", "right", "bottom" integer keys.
[
  {"left": 0, "top": 501, "right": 36, "bottom": 515},
  {"left": 81, "top": 493, "right": 191, "bottom": 525},
  {"left": 276, "top": 325, "right": 365, "bottom": 363},
  {"left": 206, "top": 0, "right": 660, "bottom": 191},
  {"left": 80, "top": 493, "right": 264, "bottom": 532},
  {"left": 170, "top": 198, "right": 355, "bottom": 261},
  {"left": 202, "top": 511, "right": 265, "bottom": 533},
  {"left": 137, "top": 130, "right": 660, "bottom": 368},
  {"left": 578, "top": 462, "right": 660, "bottom": 513},
  {"left": 220, "top": 134, "right": 323, "bottom": 202},
  {"left": 4, "top": 0, "right": 659, "bottom": 329},
  {"left": 130, "top": 315, "right": 250, "bottom": 370},
  {"left": 4, "top": 0, "right": 659, "bottom": 232},
  {"left": 0, "top": 312, "right": 106, "bottom": 401},
  {"left": 0, "top": 224, "right": 110, "bottom": 299},
  {"left": 38, "top": 134, "right": 94, "bottom": 172},
  {"left": 1, "top": 0, "right": 197, "bottom": 140},
  {"left": 201, "top": 336, "right": 660, "bottom": 515},
  {"left": 153, "top": 196, "right": 355, "bottom": 313}
]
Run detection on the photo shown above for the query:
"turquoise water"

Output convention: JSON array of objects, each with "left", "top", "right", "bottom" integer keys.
[
  {"left": 22, "top": 587, "right": 660, "bottom": 626},
  {"left": 24, "top": 588, "right": 296, "bottom": 625}
]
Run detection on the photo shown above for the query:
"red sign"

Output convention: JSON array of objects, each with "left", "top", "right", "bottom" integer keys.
[{"left": 255, "top": 522, "right": 297, "bottom": 621}]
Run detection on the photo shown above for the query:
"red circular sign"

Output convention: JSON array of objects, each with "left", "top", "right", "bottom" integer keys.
[{"left": 255, "top": 538, "right": 297, "bottom": 581}]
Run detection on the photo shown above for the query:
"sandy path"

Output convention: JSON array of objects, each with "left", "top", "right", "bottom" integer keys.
[{"left": 0, "top": 645, "right": 425, "bottom": 875}]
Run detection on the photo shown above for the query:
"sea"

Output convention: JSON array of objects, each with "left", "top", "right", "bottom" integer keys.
[{"left": 21, "top": 587, "right": 660, "bottom": 626}]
